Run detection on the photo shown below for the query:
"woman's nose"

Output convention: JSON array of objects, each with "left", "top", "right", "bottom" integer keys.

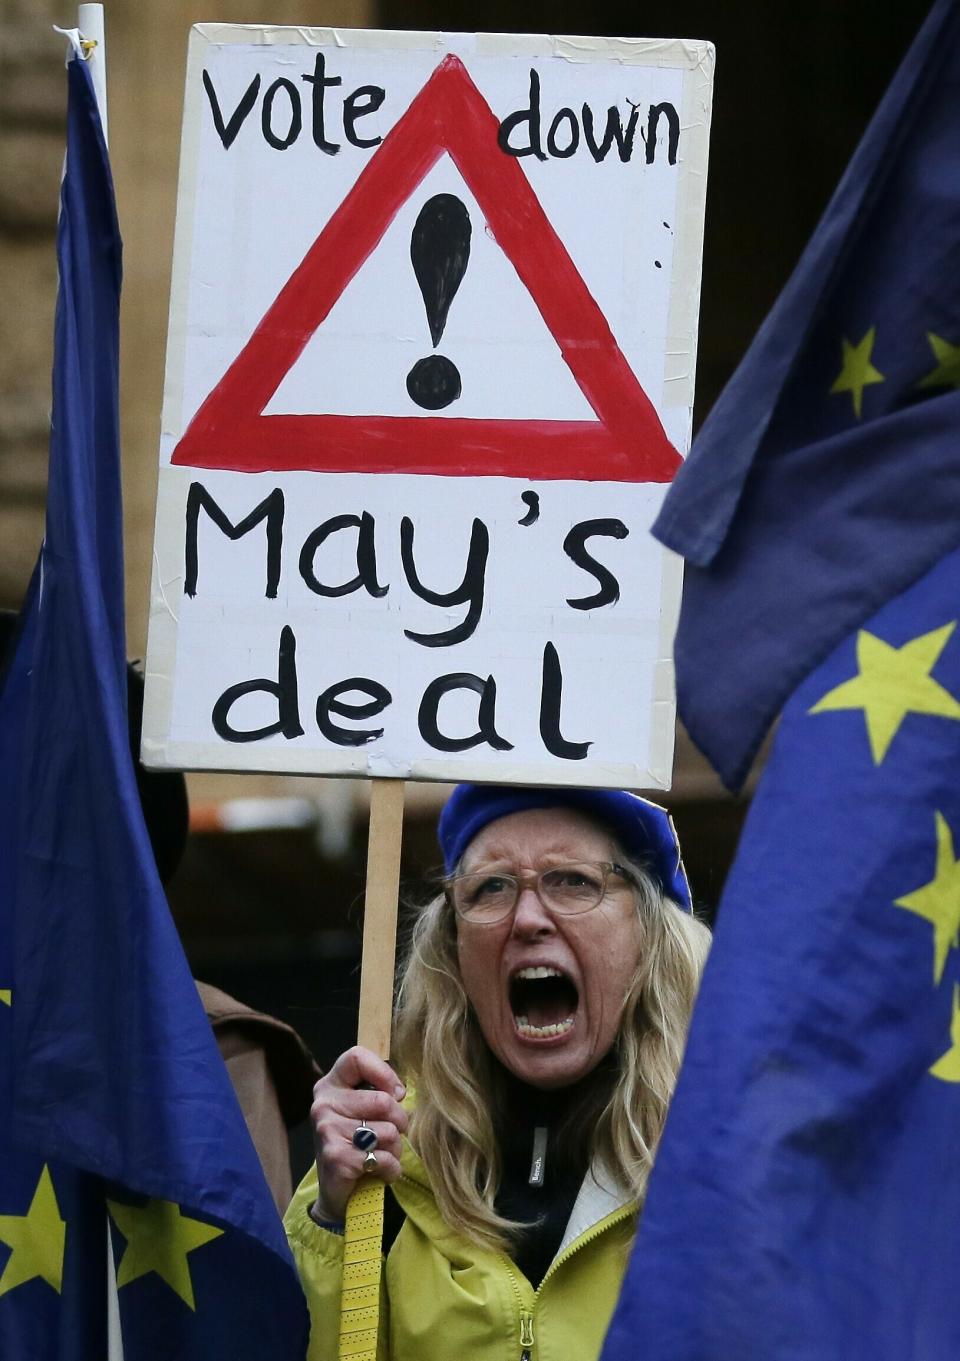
[{"left": 511, "top": 884, "right": 555, "bottom": 936}]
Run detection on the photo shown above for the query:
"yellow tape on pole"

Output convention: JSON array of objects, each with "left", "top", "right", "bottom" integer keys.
[
  {"left": 339, "top": 778, "right": 404, "bottom": 1361},
  {"left": 339, "top": 1179, "right": 386, "bottom": 1360}
]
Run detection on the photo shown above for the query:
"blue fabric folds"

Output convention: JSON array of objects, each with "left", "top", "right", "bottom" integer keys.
[
  {"left": 655, "top": 0, "right": 960, "bottom": 791},
  {"left": 604, "top": 543, "right": 960, "bottom": 1361},
  {"left": 0, "top": 55, "right": 307, "bottom": 1360}
]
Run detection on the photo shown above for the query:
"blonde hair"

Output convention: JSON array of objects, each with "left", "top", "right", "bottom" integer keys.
[{"left": 394, "top": 849, "right": 711, "bottom": 1253}]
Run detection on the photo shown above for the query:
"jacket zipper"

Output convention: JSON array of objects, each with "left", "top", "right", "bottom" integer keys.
[
  {"left": 535, "top": 1201, "right": 634, "bottom": 1296},
  {"left": 519, "top": 1311, "right": 535, "bottom": 1360},
  {"left": 397, "top": 1169, "right": 635, "bottom": 1359},
  {"left": 505, "top": 1202, "right": 635, "bottom": 1359},
  {"left": 499, "top": 1254, "right": 534, "bottom": 1360}
]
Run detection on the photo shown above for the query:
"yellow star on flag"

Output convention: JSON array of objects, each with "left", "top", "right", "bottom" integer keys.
[
  {"left": 809, "top": 623, "right": 960, "bottom": 763},
  {"left": 930, "top": 985, "right": 960, "bottom": 1084},
  {"left": 108, "top": 1197, "right": 223, "bottom": 1311},
  {"left": 0, "top": 990, "right": 10, "bottom": 1006},
  {"left": 917, "top": 332, "right": 960, "bottom": 392},
  {"left": 895, "top": 812, "right": 960, "bottom": 984},
  {"left": 0, "top": 1165, "right": 66, "bottom": 1298},
  {"left": 830, "top": 327, "right": 885, "bottom": 418}
]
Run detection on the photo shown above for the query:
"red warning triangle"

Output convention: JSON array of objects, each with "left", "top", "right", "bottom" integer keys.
[{"left": 172, "top": 54, "right": 681, "bottom": 483}]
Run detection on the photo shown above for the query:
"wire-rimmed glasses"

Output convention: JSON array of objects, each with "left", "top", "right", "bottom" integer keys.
[{"left": 446, "top": 861, "right": 635, "bottom": 924}]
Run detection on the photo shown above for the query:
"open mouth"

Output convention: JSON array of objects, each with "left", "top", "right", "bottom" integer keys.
[{"left": 509, "top": 966, "right": 579, "bottom": 1039}]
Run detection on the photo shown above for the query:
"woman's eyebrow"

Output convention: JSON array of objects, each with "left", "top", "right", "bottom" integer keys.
[{"left": 463, "top": 851, "right": 604, "bottom": 871}]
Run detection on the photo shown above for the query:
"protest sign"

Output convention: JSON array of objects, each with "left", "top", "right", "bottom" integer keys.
[{"left": 143, "top": 26, "right": 714, "bottom": 789}]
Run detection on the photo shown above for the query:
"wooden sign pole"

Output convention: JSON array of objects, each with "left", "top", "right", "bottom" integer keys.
[
  {"left": 339, "top": 776, "right": 405, "bottom": 1361},
  {"left": 357, "top": 777, "right": 405, "bottom": 1056}
]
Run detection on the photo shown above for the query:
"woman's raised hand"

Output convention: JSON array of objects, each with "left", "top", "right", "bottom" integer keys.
[{"left": 309, "top": 1046, "right": 408, "bottom": 1224}]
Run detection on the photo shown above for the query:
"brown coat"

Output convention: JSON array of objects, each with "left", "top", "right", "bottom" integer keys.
[{"left": 197, "top": 981, "right": 320, "bottom": 1212}]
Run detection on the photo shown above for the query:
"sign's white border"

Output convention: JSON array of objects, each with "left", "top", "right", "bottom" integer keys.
[{"left": 143, "top": 26, "right": 714, "bottom": 790}]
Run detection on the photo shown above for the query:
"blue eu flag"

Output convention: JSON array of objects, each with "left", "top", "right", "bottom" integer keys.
[
  {"left": 0, "top": 50, "right": 308, "bottom": 1360},
  {"left": 603, "top": 544, "right": 960, "bottom": 1361},
  {"left": 655, "top": 0, "right": 960, "bottom": 791}
]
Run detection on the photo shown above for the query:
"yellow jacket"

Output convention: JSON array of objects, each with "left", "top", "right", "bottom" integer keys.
[{"left": 285, "top": 1138, "right": 637, "bottom": 1361}]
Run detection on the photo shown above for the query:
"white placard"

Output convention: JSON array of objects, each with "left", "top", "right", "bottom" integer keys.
[{"left": 143, "top": 26, "right": 714, "bottom": 789}]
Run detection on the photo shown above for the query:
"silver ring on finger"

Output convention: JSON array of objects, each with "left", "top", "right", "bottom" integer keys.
[
  {"left": 363, "top": 1150, "right": 379, "bottom": 1172},
  {"left": 352, "top": 1120, "right": 379, "bottom": 1153}
]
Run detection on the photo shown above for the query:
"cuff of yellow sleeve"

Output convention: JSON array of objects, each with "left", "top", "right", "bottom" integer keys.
[{"left": 284, "top": 1167, "right": 347, "bottom": 1263}]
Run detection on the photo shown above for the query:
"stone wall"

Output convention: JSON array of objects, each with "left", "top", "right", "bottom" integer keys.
[
  {"left": 0, "top": 0, "right": 374, "bottom": 635},
  {"left": 0, "top": 0, "right": 64, "bottom": 605}
]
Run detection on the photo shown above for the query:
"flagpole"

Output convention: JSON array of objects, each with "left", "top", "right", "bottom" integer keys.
[
  {"left": 106, "top": 1224, "right": 125, "bottom": 1361},
  {"left": 75, "top": 15, "right": 121, "bottom": 1355},
  {"left": 78, "top": 3, "right": 108, "bottom": 143}
]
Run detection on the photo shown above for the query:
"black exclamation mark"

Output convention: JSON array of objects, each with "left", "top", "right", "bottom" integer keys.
[{"left": 406, "top": 193, "right": 472, "bottom": 410}]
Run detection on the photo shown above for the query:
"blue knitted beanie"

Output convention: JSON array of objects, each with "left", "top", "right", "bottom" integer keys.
[{"left": 438, "top": 784, "right": 691, "bottom": 910}]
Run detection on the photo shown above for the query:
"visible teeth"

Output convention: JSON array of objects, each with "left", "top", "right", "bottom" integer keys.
[
  {"left": 515, "top": 1016, "right": 575, "bottom": 1038},
  {"left": 515, "top": 966, "right": 563, "bottom": 980}
]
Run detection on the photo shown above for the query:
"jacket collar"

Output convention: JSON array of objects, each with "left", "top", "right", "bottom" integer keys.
[
  {"left": 556, "top": 1157, "right": 634, "bottom": 1255},
  {"left": 397, "top": 1136, "right": 634, "bottom": 1259}
]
